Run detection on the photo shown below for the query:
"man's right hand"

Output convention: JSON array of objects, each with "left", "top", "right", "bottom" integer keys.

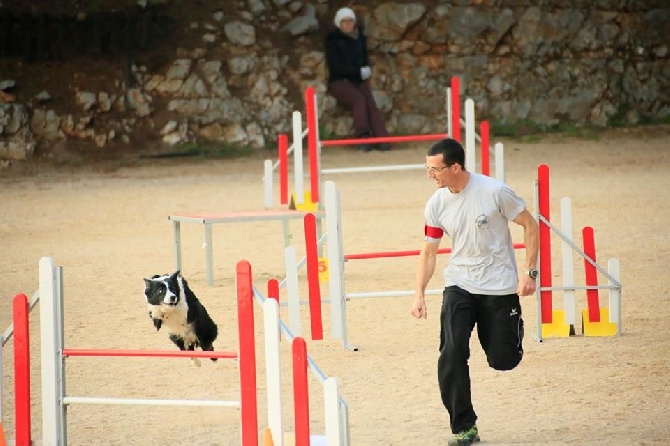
[{"left": 410, "top": 297, "right": 427, "bottom": 319}]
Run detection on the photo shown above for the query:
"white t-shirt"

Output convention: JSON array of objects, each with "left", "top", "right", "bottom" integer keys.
[{"left": 424, "top": 173, "right": 525, "bottom": 295}]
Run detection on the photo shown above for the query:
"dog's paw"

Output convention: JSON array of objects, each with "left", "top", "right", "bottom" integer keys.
[
  {"left": 203, "top": 346, "right": 218, "bottom": 362},
  {"left": 191, "top": 357, "right": 202, "bottom": 367},
  {"left": 152, "top": 318, "right": 162, "bottom": 331}
]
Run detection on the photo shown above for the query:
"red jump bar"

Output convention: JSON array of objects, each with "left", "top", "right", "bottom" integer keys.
[
  {"left": 62, "top": 348, "right": 238, "bottom": 359},
  {"left": 345, "top": 243, "right": 526, "bottom": 260},
  {"left": 321, "top": 133, "right": 448, "bottom": 146}
]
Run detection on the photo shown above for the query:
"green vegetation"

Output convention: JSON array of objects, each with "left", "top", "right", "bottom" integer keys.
[
  {"left": 318, "top": 123, "right": 333, "bottom": 141},
  {"left": 606, "top": 103, "right": 629, "bottom": 128},
  {"left": 175, "top": 141, "right": 255, "bottom": 158},
  {"left": 490, "top": 113, "right": 670, "bottom": 143},
  {"left": 490, "top": 119, "right": 606, "bottom": 142}
]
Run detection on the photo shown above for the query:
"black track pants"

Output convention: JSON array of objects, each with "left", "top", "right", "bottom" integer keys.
[{"left": 438, "top": 285, "right": 524, "bottom": 433}]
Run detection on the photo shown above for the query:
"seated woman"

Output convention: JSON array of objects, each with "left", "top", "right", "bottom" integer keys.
[{"left": 325, "top": 7, "right": 390, "bottom": 152}]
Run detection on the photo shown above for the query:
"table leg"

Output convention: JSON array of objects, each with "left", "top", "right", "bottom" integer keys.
[
  {"left": 282, "top": 219, "right": 291, "bottom": 248},
  {"left": 173, "top": 221, "right": 182, "bottom": 272},
  {"left": 205, "top": 223, "right": 214, "bottom": 286}
]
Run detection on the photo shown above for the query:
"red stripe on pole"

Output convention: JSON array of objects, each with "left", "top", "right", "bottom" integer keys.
[
  {"left": 481, "top": 120, "right": 490, "bottom": 176},
  {"left": 582, "top": 227, "right": 601, "bottom": 323},
  {"left": 305, "top": 87, "right": 320, "bottom": 203},
  {"left": 292, "top": 337, "right": 310, "bottom": 446},
  {"left": 304, "top": 214, "right": 324, "bottom": 340},
  {"left": 268, "top": 279, "right": 280, "bottom": 341},
  {"left": 345, "top": 243, "right": 525, "bottom": 260},
  {"left": 236, "top": 261, "right": 258, "bottom": 446},
  {"left": 267, "top": 278, "right": 279, "bottom": 306},
  {"left": 61, "top": 349, "right": 238, "bottom": 359},
  {"left": 451, "top": 76, "right": 461, "bottom": 142},
  {"left": 320, "top": 133, "right": 448, "bottom": 146},
  {"left": 279, "top": 134, "right": 289, "bottom": 205},
  {"left": 538, "top": 164, "right": 553, "bottom": 324},
  {"left": 13, "top": 294, "right": 31, "bottom": 446}
]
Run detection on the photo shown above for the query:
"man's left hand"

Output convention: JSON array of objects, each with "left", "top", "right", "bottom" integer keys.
[{"left": 517, "top": 276, "right": 537, "bottom": 297}]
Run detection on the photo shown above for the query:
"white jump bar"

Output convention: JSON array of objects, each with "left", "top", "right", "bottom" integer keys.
[
  {"left": 63, "top": 396, "right": 241, "bottom": 408},
  {"left": 345, "top": 288, "right": 443, "bottom": 299},
  {"left": 322, "top": 164, "right": 425, "bottom": 174}
]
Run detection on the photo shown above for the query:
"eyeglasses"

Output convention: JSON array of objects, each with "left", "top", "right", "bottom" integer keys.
[{"left": 425, "top": 165, "right": 449, "bottom": 173}]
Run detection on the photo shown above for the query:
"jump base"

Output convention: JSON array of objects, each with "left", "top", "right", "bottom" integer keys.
[
  {"left": 289, "top": 191, "right": 318, "bottom": 212},
  {"left": 541, "top": 310, "right": 573, "bottom": 338},
  {"left": 283, "top": 432, "right": 327, "bottom": 445},
  {"left": 582, "top": 308, "right": 618, "bottom": 337}
]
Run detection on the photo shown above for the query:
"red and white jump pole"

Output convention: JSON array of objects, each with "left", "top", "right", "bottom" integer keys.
[
  {"left": 13, "top": 293, "right": 31, "bottom": 446},
  {"left": 261, "top": 295, "right": 349, "bottom": 445},
  {"left": 449, "top": 76, "right": 461, "bottom": 142},
  {"left": 304, "top": 213, "right": 324, "bottom": 341},
  {"left": 535, "top": 164, "right": 622, "bottom": 340},
  {"left": 263, "top": 125, "right": 308, "bottom": 208}
]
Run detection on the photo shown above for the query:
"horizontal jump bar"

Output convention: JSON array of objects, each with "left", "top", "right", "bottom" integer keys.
[
  {"left": 63, "top": 396, "right": 241, "bottom": 408},
  {"left": 321, "top": 133, "right": 448, "bottom": 146},
  {"left": 62, "top": 348, "right": 238, "bottom": 359},
  {"left": 539, "top": 285, "right": 620, "bottom": 292},
  {"left": 346, "top": 288, "right": 444, "bottom": 299},
  {"left": 322, "top": 164, "right": 425, "bottom": 174},
  {"left": 345, "top": 243, "right": 526, "bottom": 260}
]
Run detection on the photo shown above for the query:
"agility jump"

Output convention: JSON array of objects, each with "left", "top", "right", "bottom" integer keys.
[
  {"left": 257, "top": 283, "right": 349, "bottom": 446},
  {"left": 262, "top": 76, "right": 506, "bottom": 210},
  {"left": 274, "top": 168, "right": 622, "bottom": 350},
  {"left": 534, "top": 164, "right": 622, "bottom": 340},
  {"left": 4, "top": 257, "right": 349, "bottom": 445}
]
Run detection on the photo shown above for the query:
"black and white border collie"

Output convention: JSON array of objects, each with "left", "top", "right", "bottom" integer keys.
[{"left": 143, "top": 271, "right": 218, "bottom": 367}]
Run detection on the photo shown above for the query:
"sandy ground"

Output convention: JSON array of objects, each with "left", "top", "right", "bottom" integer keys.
[{"left": 1, "top": 127, "right": 670, "bottom": 445}]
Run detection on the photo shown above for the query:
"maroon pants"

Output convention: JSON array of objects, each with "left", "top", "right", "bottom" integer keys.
[{"left": 328, "top": 80, "right": 389, "bottom": 138}]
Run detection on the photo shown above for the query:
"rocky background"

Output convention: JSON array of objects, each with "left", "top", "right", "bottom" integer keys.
[{"left": 0, "top": 0, "right": 668, "bottom": 162}]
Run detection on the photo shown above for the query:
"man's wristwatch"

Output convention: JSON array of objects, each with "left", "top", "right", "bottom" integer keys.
[{"left": 526, "top": 269, "right": 538, "bottom": 280}]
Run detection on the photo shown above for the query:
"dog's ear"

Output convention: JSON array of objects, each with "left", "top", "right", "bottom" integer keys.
[
  {"left": 144, "top": 278, "right": 152, "bottom": 289},
  {"left": 171, "top": 270, "right": 181, "bottom": 281}
]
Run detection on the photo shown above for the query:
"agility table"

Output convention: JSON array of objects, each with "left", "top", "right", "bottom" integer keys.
[{"left": 169, "top": 210, "right": 324, "bottom": 286}]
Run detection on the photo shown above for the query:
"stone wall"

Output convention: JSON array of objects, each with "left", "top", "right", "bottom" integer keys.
[{"left": 1, "top": 0, "right": 668, "bottom": 160}]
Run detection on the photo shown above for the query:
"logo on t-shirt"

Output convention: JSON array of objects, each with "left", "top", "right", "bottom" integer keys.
[{"left": 475, "top": 213, "right": 490, "bottom": 229}]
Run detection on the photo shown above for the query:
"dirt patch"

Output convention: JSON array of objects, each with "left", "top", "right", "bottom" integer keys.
[{"left": 1, "top": 128, "right": 670, "bottom": 445}]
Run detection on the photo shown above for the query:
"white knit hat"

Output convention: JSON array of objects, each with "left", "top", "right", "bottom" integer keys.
[{"left": 334, "top": 7, "right": 356, "bottom": 27}]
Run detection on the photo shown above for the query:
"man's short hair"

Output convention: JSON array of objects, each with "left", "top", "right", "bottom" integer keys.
[{"left": 427, "top": 138, "right": 466, "bottom": 169}]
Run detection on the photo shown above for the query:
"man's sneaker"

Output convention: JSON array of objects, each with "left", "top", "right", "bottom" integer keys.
[{"left": 448, "top": 425, "right": 480, "bottom": 446}]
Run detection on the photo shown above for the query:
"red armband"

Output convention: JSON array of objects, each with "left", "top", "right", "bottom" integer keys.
[{"left": 424, "top": 225, "right": 444, "bottom": 239}]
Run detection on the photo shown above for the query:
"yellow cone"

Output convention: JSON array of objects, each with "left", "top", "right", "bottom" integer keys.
[
  {"left": 0, "top": 421, "right": 7, "bottom": 446},
  {"left": 262, "top": 427, "right": 274, "bottom": 446},
  {"left": 289, "top": 191, "right": 319, "bottom": 212}
]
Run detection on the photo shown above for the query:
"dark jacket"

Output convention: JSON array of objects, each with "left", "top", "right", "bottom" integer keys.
[{"left": 325, "top": 27, "right": 369, "bottom": 85}]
